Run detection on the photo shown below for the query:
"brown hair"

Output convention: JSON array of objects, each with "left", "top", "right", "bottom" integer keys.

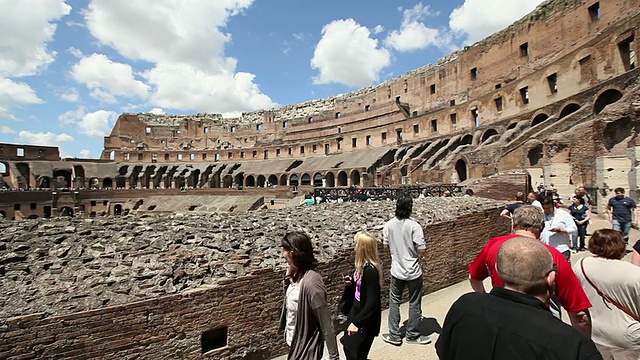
[
  {"left": 281, "top": 231, "right": 318, "bottom": 282},
  {"left": 588, "top": 229, "right": 627, "bottom": 260}
]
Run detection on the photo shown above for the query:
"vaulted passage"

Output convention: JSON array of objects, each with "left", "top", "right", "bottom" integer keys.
[
  {"left": 528, "top": 144, "right": 544, "bottom": 166},
  {"left": 559, "top": 103, "right": 580, "bottom": 119},
  {"left": 245, "top": 175, "right": 255, "bottom": 187},
  {"left": 325, "top": 172, "right": 335, "bottom": 187},
  {"left": 313, "top": 173, "right": 323, "bottom": 187},
  {"left": 594, "top": 89, "right": 623, "bottom": 115},
  {"left": 460, "top": 135, "right": 473, "bottom": 145},
  {"left": 455, "top": 159, "right": 467, "bottom": 182},
  {"left": 256, "top": 175, "right": 266, "bottom": 187},
  {"left": 350, "top": 170, "right": 361, "bottom": 186},
  {"left": 531, "top": 113, "right": 549, "bottom": 127},
  {"left": 337, "top": 171, "right": 348, "bottom": 186},
  {"left": 481, "top": 129, "right": 498, "bottom": 143}
]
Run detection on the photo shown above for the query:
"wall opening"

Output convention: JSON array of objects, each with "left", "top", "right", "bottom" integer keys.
[
  {"left": 481, "top": 129, "right": 498, "bottom": 143},
  {"left": 268, "top": 175, "right": 278, "bottom": 186},
  {"left": 494, "top": 97, "right": 503, "bottom": 112},
  {"left": 455, "top": 159, "right": 467, "bottom": 182},
  {"left": 313, "top": 173, "right": 323, "bottom": 187},
  {"left": 289, "top": 174, "right": 299, "bottom": 187},
  {"left": 531, "top": 113, "right": 549, "bottom": 127},
  {"left": 256, "top": 175, "right": 266, "bottom": 187},
  {"left": 528, "top": 144, "right": 544, "bottom": 166},
  {"left": 547, "top": 73, "right": 558, "bottom": 94},
  {"left": 460, "top": 135, "right": 473, "bottom": 145},
  {"left": 519, "top": 86, "right": 529, "bottom": 104},
  {"left": 279, "top": 174, "right": 287, "bottom": 186},
  {"left": 594, "top": 89, "right": 623, "bottom": 115},
  {"left": 245, "top": 175, "right": 255, "bottom": 187},
  {"left": 559, "top": 103, "right": 581, "bottom": 119},
  {"left": 350, "top": 170, "right": 361, "bottom": 186},
  {"left": 588, "top": 2, "right": 600, "bottom": 21},
  {"left": 618, "top": 35, "right": 636, "bottom": 71},
  {"left": 201, "top": 327, "right": 228, "bottom": 354},
  {"left": 325, "top": 172, "right": 335, "bottom": 187},
  {"left": 337, "top": 171, "right": 348, "bottom": 186},
  {"left": 102, "top": 178, "right": 113, "bottom": 188},
  {"left": 301, "top": 173, "right": 311, "bottom": 186},
  {"left": 507, "top": 122, "right": 518, "bottom": 130}
]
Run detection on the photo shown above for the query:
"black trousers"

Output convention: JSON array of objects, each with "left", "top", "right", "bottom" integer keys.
[{"left": 343, "top": 332, "right": 375, "bottom": 360}]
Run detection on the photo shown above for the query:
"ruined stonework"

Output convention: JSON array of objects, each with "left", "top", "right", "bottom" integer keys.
[{"left": 0, "top": 197, "right": 509, "bottom": 359}]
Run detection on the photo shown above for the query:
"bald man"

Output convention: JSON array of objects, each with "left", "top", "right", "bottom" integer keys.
[{"left": 437, "top": 238, "right": 602, "bottom": 360}]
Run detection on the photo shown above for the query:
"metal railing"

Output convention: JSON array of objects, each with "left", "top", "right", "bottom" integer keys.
[{"left": 313, "top": 185, "right": 463, "bottom": 202}]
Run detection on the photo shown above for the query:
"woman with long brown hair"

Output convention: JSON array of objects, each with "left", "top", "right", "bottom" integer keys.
[
  {"left": 279, "top": 231, "right": 339, "bottom": 360},
  {"left": 341, "top": 231, "right": 383, "bottom": 360}
]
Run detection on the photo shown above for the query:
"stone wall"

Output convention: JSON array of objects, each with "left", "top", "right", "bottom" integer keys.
[{"left": 0, "top": 197, "right": 510, "bottom": 359}]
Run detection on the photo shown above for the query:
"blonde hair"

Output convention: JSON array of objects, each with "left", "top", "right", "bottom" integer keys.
[{"left": 354, "top": 231, "right": 383, "bottom": 286}]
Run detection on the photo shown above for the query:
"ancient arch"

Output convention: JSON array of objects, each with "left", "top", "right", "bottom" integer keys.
[
  {"left": 118, "top": 166, "right": 128, "bottom": 176},
  {"left": 300, "top": 173, "right": 311, "bottom": 186},
  {"left": 210, "top": 173, "right": 221, "bottom": 188},
  {"left": 481, "top": 129, "right": 499, "bottom": 143},
  {"left": 53, "top": 169, "right": 71, "bottom": 188},
  {"left": 88, "top": 177, "right": 100, "bottom": 188},
  {"left": 39, "top": 176, "right": 51, "bottom": 188},
  {"left": 350, "top": 170, "right": 361, "bottom": 186},
  {"left": 507, "top": 122, "right": 518, "bottom": 130},
  {"left": 245, "top": 175, "right": 255, "bottom": 187},
  {"left": 73, "top": 165, "right": 85, "bottom": 187},
  {"left": 528, "top": 144, "right": 544, "bottom": 166},
  {"left": 337, "top": 171, "right": 348, "bottom": 186},
  {"left": 16, "top": 163, "right": 30, "bottom": 188},
  {"left": 289, "top": 174, "right": 299, "bottom": 187},
  {"left": 174, "top": 177, "right": 185, "bottom": 189},
  {"left": 234, "top": 174, "right": 244, "bottom": 187},
  {"left": 460, "top": 134, "right": 473, "bottom": 145},
  {"left": 102, "top": 178, "right": 113, "bottom": 188},
  {"left": 279, "top": 174, "right": 288, "bottom": 186},
  {"left": 531, "top": 113, "right": 549, "bottom": 127},
  {"left": 27, "top": 214, "right": 39, "bottom": 219},
  {"left": 268, "top": 174, "right": 278, "bottom": 186},
  {"left": 0, "top": 162, "right": 7, "bottom": 175},
  {"left": 325, "top": 172, "right": 336, "bottom": 187},
  {"left": 594, "top": 88, "right": 623, "bottom": 115},
  {"left": 313, "top": 173, "right": 323, "bottom": 187},
  {"left": 189, "top": 169, "right": 200, "bottom": 188},
  {"left": 59, "top": 206, "right": 74, "bottom": 217},
  {"left": 114, "top": 204, "right": 123, "bottom": 216},
  {"left": 455, "top": 159, "right": 468, "bottom": 182},
  {"left": 558, "top": 103, "right": 581, "bottom": 119},
  {"left": 223, "top": 175, "right": 233, "bottom": 188},
  {"left": 0, "top": 210, "right": 6, "bottom": 218},
  {"left": 256, "top": 175, "right": 266, "bottom": 187}
]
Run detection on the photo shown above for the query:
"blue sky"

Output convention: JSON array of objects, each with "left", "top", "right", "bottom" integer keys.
[{"left": 0, "top": 0, "right": 544, "bottom": 158}]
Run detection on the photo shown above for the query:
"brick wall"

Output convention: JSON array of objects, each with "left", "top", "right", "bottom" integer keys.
[
  {"left": 1, "top": 208, "right": 508, "bottom": 359},
  {"left": 464, "top": 170, "right": 529, "bottom": 201}
]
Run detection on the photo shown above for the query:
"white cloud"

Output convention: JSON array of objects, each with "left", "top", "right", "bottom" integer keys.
[
  {"left": 0, "top": 0, "right": 71, "bottom": 77},
  {"left": 311, "top": 19, "right": 391, "bottom": 87},
  {"left": 449, "top": 0, "right": 545, "bottom": 44},
  {"left": 372, "top": 25, "right": 385, "bottom": 35},
  {"left": 79, "top": 149, "right": 91, "bottom": 158},
  {"left": 149, "top": 108, "right": 165, "bottom": 114},
  {"left": 18, "top": 131, "right": 74, "bottom": 146},
  {"left": 384, "top": 3, "right": 441, "bottom": 52},
  {"left": 83, "top": 0, "right": 276, "bottom": 113},
  {"left": 68, "top": 47, "right": 84, "bottom": 58},
  {"left": 58, "top": 107, "right": 86, "bottom": 125},
  {"left": 0, "top": 78, "right": 44, "bottom": 120},
  {"left": 71, "top": 53, "right": 149, "bottom": 102},
  {"left": 77, "top": 110, "right": 118, "bottom": 138},
  {"left": 144, "top": 64, "right": 274, "bottom": 114},
  {"left": 0, "top": 126, "right": 16, "bottom": 134},
  {"left": 59, "top": 88, "right": 80, "bottom": 102}
]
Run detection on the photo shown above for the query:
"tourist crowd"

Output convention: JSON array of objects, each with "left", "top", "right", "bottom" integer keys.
[{"left": 278, "top": 188, "right": 640, "bottom": 360}]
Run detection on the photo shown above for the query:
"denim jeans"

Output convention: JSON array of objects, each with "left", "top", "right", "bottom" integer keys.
[
  {"left": 613, "top": 220, "right": 632, "bottom": 241},
  {"left": 388, "top": 275, "right": 423, "bottom": 339},
  {"left": 573, "top": 222, "right": 587, "bottom": 249}
]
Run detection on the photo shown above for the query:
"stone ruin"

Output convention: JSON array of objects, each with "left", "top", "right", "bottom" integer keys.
[{"left": 1, "top": 197, "right": 509, "bottom": 359}]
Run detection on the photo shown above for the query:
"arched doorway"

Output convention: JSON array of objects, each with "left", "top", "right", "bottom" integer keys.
[
  {"left": 234, "top": 174, "right": 244, "bottom": 188},
  {"left": 290, "top": 174, "right": 299, "bottom": 187},
  {"left": 559, "top": 103, "right": 580, "bottom": 119},
  {"left": 337, "top": 171, "right": 348, "bottom": 186},
  {"left": 507, "top": 122, "right": 518, "bottom": 130},
  {"left": 210, "top": 173, "right": 221, "bottom": 188},
  {"left": 89, "top": 177, "right": 100, "bottom": 189},
  {"left": 103, "top": 178, "right": 113, "bottom": 188},
  {"left": 350, "top": 170, "right": 361, "bottom": 186},
  {"left": 59, "top": 206, "right": 74, "bottom": 217},
  {"left": 455, "top": 159, "right": 467, "bottom": 182},
  {"left": 53, "top": 169, "right": 71, "bottom": 188},
  {"left": 116, "top": 177, "right": 126, "bottom": 188},
  {"left": 114, "top": 204, "right": 123, "bottom": 216},
  {"left": 531, "top": 113, "right": 549, "bottom": 127},
  {"left": 325, "top": 172, "right": 336, "bottom": 187},
  {"left": 223, "top": 175, "right": 233, "bottom": 188},
  {"left": 481, "top": 129, "right": 499, "bottom": 143},
  {"left": 460, "top": 134, "right": 473, "bottom": 145},
  {"left": 313, "top": 173, "right": 323, "bottom": 187},
  {"left": 16, "top": 163, "right": 31, "bottom": 188},
  {"left": 301, "top": 173, "right": 311, "bottom": 186},
  {"left": 245, "top": 175, "right": 255, "bottom": 187},
  {"left": 528, "top": 144, "right": 544, "bottom": 166},
  {"left": 594, "top": 89, "right": 623, "bottom": 115},
  {"left": 257, "top": 175, "right": 266, "bottom": 187},
  {"left": 39, "top": 176, "right": 51, "bottom": 188},
  {"left": 268, "top": 174, "right": 278, "bottom": 187},
  {"left": 279, "top": 174, "right": 288, "bottom": 186}
]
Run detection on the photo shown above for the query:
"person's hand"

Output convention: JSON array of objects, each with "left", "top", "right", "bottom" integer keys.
[
  {"left": 551, "top": 227, "right": 563, "bottom": 232},
  {"left": 347, "top": 323, "right": 359, "bottom": 335}
]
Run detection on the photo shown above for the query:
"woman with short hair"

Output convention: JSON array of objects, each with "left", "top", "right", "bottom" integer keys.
[
  {"left": 279, "top": 231, "right": 339, "bottom": 360},
  {"left": 573, "top": 229, "right": 640, "bottom": 359},
  {"left": 568, "top": 196, "right": 591, "bottom": 251}
]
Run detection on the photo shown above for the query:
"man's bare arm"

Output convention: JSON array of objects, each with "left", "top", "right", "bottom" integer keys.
[
  {"left": 469, "top": 276, "right": 486, "bottom": 294},
  {"left": 568, "top": 309, "right": 592, "bottom": 338}
]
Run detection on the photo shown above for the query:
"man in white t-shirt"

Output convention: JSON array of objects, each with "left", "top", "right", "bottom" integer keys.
[
  {"left": 540, "top": 196, "right": 576, "bottom": 262},
  {"left": 382, "top": 195, "right": 430, "bottom": 346}
]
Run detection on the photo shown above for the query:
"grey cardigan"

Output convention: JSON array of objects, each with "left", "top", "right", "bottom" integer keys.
[{"left": 279, "top": 270, "right": 339, "bottom": 360}]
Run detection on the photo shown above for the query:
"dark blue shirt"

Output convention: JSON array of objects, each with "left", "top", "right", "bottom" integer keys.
[
  {"left": 568, "top": 204, "right": 589, "bottom": 222},
  {"left": 608, "top": 196, "right": 636, "bottom": 222}
]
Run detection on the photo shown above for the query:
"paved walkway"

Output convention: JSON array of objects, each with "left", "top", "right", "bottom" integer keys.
[{"left": 272, "top": 217, "right": 638, "bottom": 360}]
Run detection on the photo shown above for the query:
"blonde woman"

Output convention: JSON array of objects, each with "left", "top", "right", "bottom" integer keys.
[{"left": 341, "top": 231, "right": 383, "bottom": 360}]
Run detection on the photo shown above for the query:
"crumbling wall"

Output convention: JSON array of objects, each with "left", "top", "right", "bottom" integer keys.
[{"left": 0, "top": 197, "right": 509, "bottom": 359}]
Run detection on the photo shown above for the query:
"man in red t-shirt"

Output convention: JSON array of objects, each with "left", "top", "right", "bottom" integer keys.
[{"left": 469, "top": 205, "right": 593, "bottom": 338}]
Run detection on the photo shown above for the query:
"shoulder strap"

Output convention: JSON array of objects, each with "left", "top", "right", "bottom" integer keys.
[{"left": 580, "top": 258, "right": 640, "bottom": 322}]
